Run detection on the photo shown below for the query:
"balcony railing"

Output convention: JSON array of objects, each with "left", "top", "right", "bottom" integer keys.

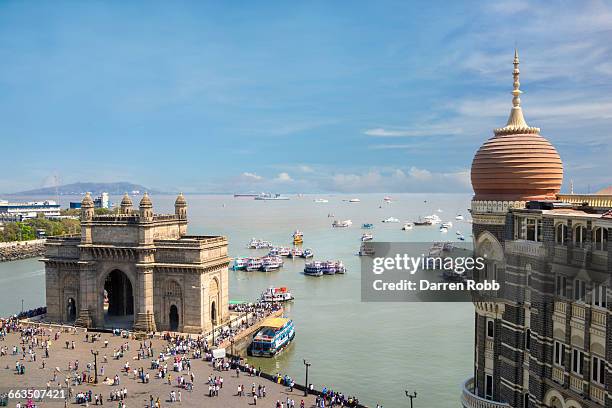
[
  {"left": 552, "top": 366, "right": 565, "bottom": 385},
  {"left": 590, "top": 384, "right": 606, "bottom": 405},
  {"left": 461, "top": 378, "right": 511, "bottom": 408},
  {"left": 592, "top": 309, "right": 607, "bottom": 328},
  {"left": 569, "top": 375, "right": 584, "bottom": 394},
  {"left": 505, "top": 240, "right": 545, "bottom": 258},
  {"left": 571, "top": 303, "right": 586, "bottom": 320}
]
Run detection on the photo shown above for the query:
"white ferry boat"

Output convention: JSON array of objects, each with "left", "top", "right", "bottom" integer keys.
[
  {"left": 278, "top": 247, "right": 291, "bottom": 257},
  {"left": 313, "top": 198, "right": 329, "bottom": 203},
  {"left": 250, "top": 317, "right": 295, "bottom": 357},
  {"left": 301, "top": 248, "right": 314, "bottom": 258},
  {"left": 304, "top": 261, "right": 324, "bottom": 276},
  {"left": 323, "top": 260, "right": 346, "bottom": 275},
  {"left": 358, "top": 242, "right": 375, "bottom": 257},
  {"left": 246, "top": 258, "right": 263, "bottom": 272},
  {"left": 260, "top": 287, "right": 294, "bottom": 303},
  {"left": 248, "top": 239, "right": 272, "bottom": 249},
  {"left": 382, "top": 217, "right": 400, "bottom": 223},
  {"left": 290, "top": 247, "right": 303, "bottom": 258},
  {"left": 402, "top": 222, "right": 414, "bottom": 230},
  {"left": 348, "top": 198, "right": 361, "bottom": 203},
  {"left": 332, "top": 219, "right": 352, "bottom": 228},
  {"left": 261, "top": 256, "right": 283, "bottom": 272}
]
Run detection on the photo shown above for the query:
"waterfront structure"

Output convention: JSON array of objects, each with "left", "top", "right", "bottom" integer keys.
[
  {"left": 0, "top": 199, "right": 61, "bottom": 219},
  {"left": 43, "top": 192, "right": 230, "bottom": 333},
  {"left": 70, "top": 192, "right": 110, "bottom": 209},
  {"left": 463, "top": 51, "right": 612, "bottom": 408}
]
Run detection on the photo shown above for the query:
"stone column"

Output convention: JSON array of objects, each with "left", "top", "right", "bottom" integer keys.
[
  {"left": 45, "top": 265, "right": 61, "bottom": 322},
  {"left": 74, "top": 263, "right": 94, "bottom": 328},
  {"left": 133, "top": 267, "right": 157, "bottom": 332}
]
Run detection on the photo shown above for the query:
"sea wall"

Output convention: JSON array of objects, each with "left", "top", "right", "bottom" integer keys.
[{"left": 0, "top": 239, "right": 46, "bottom": 262}]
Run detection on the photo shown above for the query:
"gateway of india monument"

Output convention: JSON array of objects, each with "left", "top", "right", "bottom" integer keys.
[
  {"left": 43, "top": 192, "right": 230, "bottom": 334},
  {"left": 462, "top": 51, "right": 612, "bottom": 408}
]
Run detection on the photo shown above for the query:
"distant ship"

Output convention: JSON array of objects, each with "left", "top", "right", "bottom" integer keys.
[
  {"left": 234, "top": 193, "right": 259, "bottom": 197},
  {"left": 254, "top": 193, "right": 290, "bottom": 201}
]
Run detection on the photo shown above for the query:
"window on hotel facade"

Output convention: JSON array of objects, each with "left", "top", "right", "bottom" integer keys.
[
  {"left": 572, "top": 349, "right": 585, "bottom": 376},
  {"left": 554, "top": 341, "right": 565, "bottom": 366},
  {"left": 514, "top": 216, "right": 524, "bottom": 239},
  {"left": 485, "top": 374, "right": 493, "bottom": 399},
  {"left": 592, "top": 356, "right": 606, "bottom": 385},
  {"left": 525, "top": 329, "right": 531, "bottom": 351},
  {"left": 526, "top": 218, "right": 536, "bottom": 241},
  {"left": 592, "top": 284, "right": 607, "bottom": 309},
  {"left": 594, "top": 227, "right": 608, "bottom": 251},
  {"left": 573, "top": 279, "right": 586, "bottom": 303},
  {"left": 486, "top": 319, "right": 494, "bottom": 338},
  {"left": 573, "top": 225, "right": 587, "bottom": 247},
  {"left": 555, "top": 223, "right": 567, "bottom": 245},
  {"left": 556, "top": 275, "right": 567, "bottom": 298}
]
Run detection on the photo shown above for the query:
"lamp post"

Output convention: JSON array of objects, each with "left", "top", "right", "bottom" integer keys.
[
  {"left": 21, "top": 299, "right": 24, "bottom": 315},
  {"left": 303, "top": 359, "right": 311, "bottom": 397},
  {"left": 91, "top": 350, "right": 99, "bottom": 384},
  {"left": 405, "top": 391, "right": 417, "bottom": 408}
]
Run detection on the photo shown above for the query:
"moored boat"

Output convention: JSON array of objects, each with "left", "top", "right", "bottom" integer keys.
[
  {"left": 249, "top": 317, "right": 295, "bottom": 357},
  {"left": 246, "top": 257, "right": 263, "bottom": 271},
  {"left": 402, "top": 222, "right": 414, "bottom": 230},
  {"left": 455, "top": 214, "right": 464, "bottom": 220},
  {"left": 332, "top": 219, "right": 352, "bottom": 228},
  {"left": 292, "top": 230, "right": 303, "bottom": 245},
  {"left": 304, "top": 261, "right": 324, "bottom": 276},
  {"left": 358, "top": 242, "right": 375, "bottom": 257},
  {"left": 362, "top": 223, "right": 374, "bottom": 229},
  {"left": 382, "top": 217, "right": 400, "bottom": 223},
  {"left": 261, "top": 256, "right": 283, "bottom": 272},
  {"left": 290, "top": 247, "right": 303, "bottom": 258},
  {"left": 232, "top": 258, "right": 248, "bottom": 270},
  {"left": 260, "top": 287, "right": 294, "bottom": 303},
  {"left": 361, "top": 233, "right": 373, "bottom": 242},
  {"left": 278, "top": 247, "right": 291, "bottom": 257},
  {"left": 301, "top": 248, "right": 314, "bottom": 258}
]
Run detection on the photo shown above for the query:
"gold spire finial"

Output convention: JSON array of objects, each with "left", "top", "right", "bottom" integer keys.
[{"left": 512, "top": 48, "right": 522, "bottom": 108}]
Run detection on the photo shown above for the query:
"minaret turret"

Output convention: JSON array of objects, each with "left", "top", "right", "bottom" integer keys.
[
  {"left": 120, "top": 193, "right": 133, "bottom": 215},
  {"left": 139, "top": 192, "right": 153, "bottom": 222},
  {"left": 175, "top": 193, "right": 187, "bottom": 220},
  {"left": 80, "top": 192, "right": 94, "bottom": 221}
]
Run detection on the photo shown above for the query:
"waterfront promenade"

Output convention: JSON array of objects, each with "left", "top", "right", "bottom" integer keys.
[{"left": 0, "top": 327, "right": 321, "bottom": 408}]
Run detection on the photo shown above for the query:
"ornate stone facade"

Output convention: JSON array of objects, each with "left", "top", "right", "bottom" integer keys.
[{"left": 43, "top": 193, "right": 230, "bottom": 334}]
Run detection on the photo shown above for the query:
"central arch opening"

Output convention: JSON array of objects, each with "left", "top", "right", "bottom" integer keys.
[
  {"left": 103, "top": 269, "right": 134, "bottom": 328},
  {"left": 66, "top": 297, "right": 76, "bottom": 322},
  {"left": 169, "top": 305, "right": 179, "bottom": 331}
]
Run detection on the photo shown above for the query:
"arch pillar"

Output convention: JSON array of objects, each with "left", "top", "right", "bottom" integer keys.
[{"left": 133, "top": 266, "right": 157, "bottom": 332}]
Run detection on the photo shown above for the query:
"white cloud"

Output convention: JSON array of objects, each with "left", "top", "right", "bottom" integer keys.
[
  {"left": 239, "top": 172, "right": 263, "bottom": 182},
  {"left": 298, "top": 165, "right": 314, "bottom": 173},
  {"left": 364, "top": 125, "right": 462, "bottom": 137},
  {"left": 275, "top": 172, "right": 293, "bottom": 182}
]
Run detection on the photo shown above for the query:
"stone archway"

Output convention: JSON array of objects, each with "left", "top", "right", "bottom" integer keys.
[
  {"left": 103, "top": 269, "right": 134, "bottom": 328},
  {"left": 209, "top": 278, "right": 219, "bottom": 325},
  {"left": 544, "top": 389, "right": 566, "bottom": 408},
  {"left": 66, "top": 297, "right": 77, "bottom": 322},
  {"left": 169, "top": 304, "right": 179, "bottom": 331}
]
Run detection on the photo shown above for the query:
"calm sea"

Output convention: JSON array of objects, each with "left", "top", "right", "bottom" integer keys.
[{"left": 0, "top": 193, "right": 474, "bottom": 407}]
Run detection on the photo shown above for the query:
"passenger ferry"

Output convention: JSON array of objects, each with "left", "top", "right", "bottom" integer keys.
[
  {"left": 292, "top": 230, "right": 303, "bottom": 245},
  {"left": 232, "top": 258, "right": 248, "bottom": 270},
  {"left": 382, "top": 217, "right": 400, "bottom": 223},
  {"left": 248, "top": 239, "right": 272, "bottom": 249},
  {"left": 261, "top": 256, "right": 283, "bottom": 272},
  {"left": 358, "top": 242, "right": 375, "bottom": 257},
  {"left": 323, "top": 260, "right": 346, "bottom": 275},
  {"left": 290, "top": 247, "right": 303, "bottom": 258},
  {"left": 260, "top": 287, "right": 294, "bottom": 303},
  {"left": 250, "top": 317, "right": 295, "bottom": 357},
  {"left": 304, "top": 261, "right": 324, "bottom": 276},
  {"left": 254, "top": 193, "right": 290, "bottom": 201},
  {"left": 246, "top": 258, "right": 263, "bottom": 272}
]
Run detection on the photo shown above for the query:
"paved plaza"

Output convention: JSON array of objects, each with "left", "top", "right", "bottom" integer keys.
[{"left": 0, "top": 327, "right": 319, "bottom": 408}]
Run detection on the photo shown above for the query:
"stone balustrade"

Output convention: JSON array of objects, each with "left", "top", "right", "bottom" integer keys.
[{"left": 505, "top": 240, "right": 545, "bottom": 258}]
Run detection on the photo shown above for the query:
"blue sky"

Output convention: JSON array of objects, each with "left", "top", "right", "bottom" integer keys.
[{"left": 1, "top": 0, "right": 611, "bottom": 194}]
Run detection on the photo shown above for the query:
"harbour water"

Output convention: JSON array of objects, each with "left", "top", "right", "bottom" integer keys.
[{"left": 0, "top": 193, "right": 474, "bottom": 407}]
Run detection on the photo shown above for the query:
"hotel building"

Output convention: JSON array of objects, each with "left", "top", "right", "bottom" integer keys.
[{"left": 462, "top": 51, "right": 612, "bottom": 408}]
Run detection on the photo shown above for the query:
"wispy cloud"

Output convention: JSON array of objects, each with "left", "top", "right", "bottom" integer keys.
[{"left": 364, "top": 125, "right": 463, "bottom": 137}]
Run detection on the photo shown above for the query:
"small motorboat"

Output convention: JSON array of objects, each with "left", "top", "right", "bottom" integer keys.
[
  {"left": 383, "top": 196, "right": 392, "bottom": 203},
  {"left": 402, "top": 222, "right": 414, "bottom": 230},
  {"left": 261, "top": 287, "right": 294, "bottom": 302},
  {"left": 361, "top": 233, "right": 373, "bottom": 242},
  {"left": 382, "top": 217, "right": 400, "bottom": 223},
  {"left": 455, "top": 214, "right": 464, "bottom": 221},
  {"left": 348, "top": 198, "right": 361, "bottom": 203},
  {"left": 314, "top": 198, "right": 329, "bottom": 203},
  {"left": 332, "top": 219, "right": 353, "bottom": 228},
  {"left": 301, "top": 248, "right": 314, "bottom": 258},
  {"left": 362, "top": 223, "right": 374, "bottom": 229}
]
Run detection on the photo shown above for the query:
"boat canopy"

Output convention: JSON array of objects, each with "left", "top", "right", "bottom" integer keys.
[{"left": 261, "top": 317, "right": 289, "bottom": 329}]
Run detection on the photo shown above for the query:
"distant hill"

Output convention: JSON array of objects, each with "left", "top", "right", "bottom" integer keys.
[{"left": 10, "top": 182, "right": 162, "bottom": 196}]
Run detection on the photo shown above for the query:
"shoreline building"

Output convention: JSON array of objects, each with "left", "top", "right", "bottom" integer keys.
[
  {"left": 0, "top": 199, "right": 61, "bottom": 220},
  {"left": 462, "top": 51, "right": 612, "bottom": 408},
  {"left": 43, "top": 192, "right": 229, "bottom": 333}
]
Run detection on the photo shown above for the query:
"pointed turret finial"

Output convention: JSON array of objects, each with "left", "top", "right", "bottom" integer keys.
[
  {"left": 512, "top": 48, "right": 522, "bottom": 108},
  {"left": 494, "top": 49, "right": 540, "bottom": 135}
]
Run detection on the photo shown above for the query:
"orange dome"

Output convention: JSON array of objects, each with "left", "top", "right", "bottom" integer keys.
[
  {"left": 470, "top": 49, "right": 563, "bottom": 201},
  {"left": 471, "top": 132, "right": 563, "bottom": 201}
]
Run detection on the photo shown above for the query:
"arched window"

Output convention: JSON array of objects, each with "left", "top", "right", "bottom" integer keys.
[
  {"left": 555, "top": 224, "right": 567, "bottom": 245},
  {"left": 573, "top": 225, "right": 587, "bottom": 247},
  {"left": 594, "top": 227, "right": 608, "bottom": 251}
]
